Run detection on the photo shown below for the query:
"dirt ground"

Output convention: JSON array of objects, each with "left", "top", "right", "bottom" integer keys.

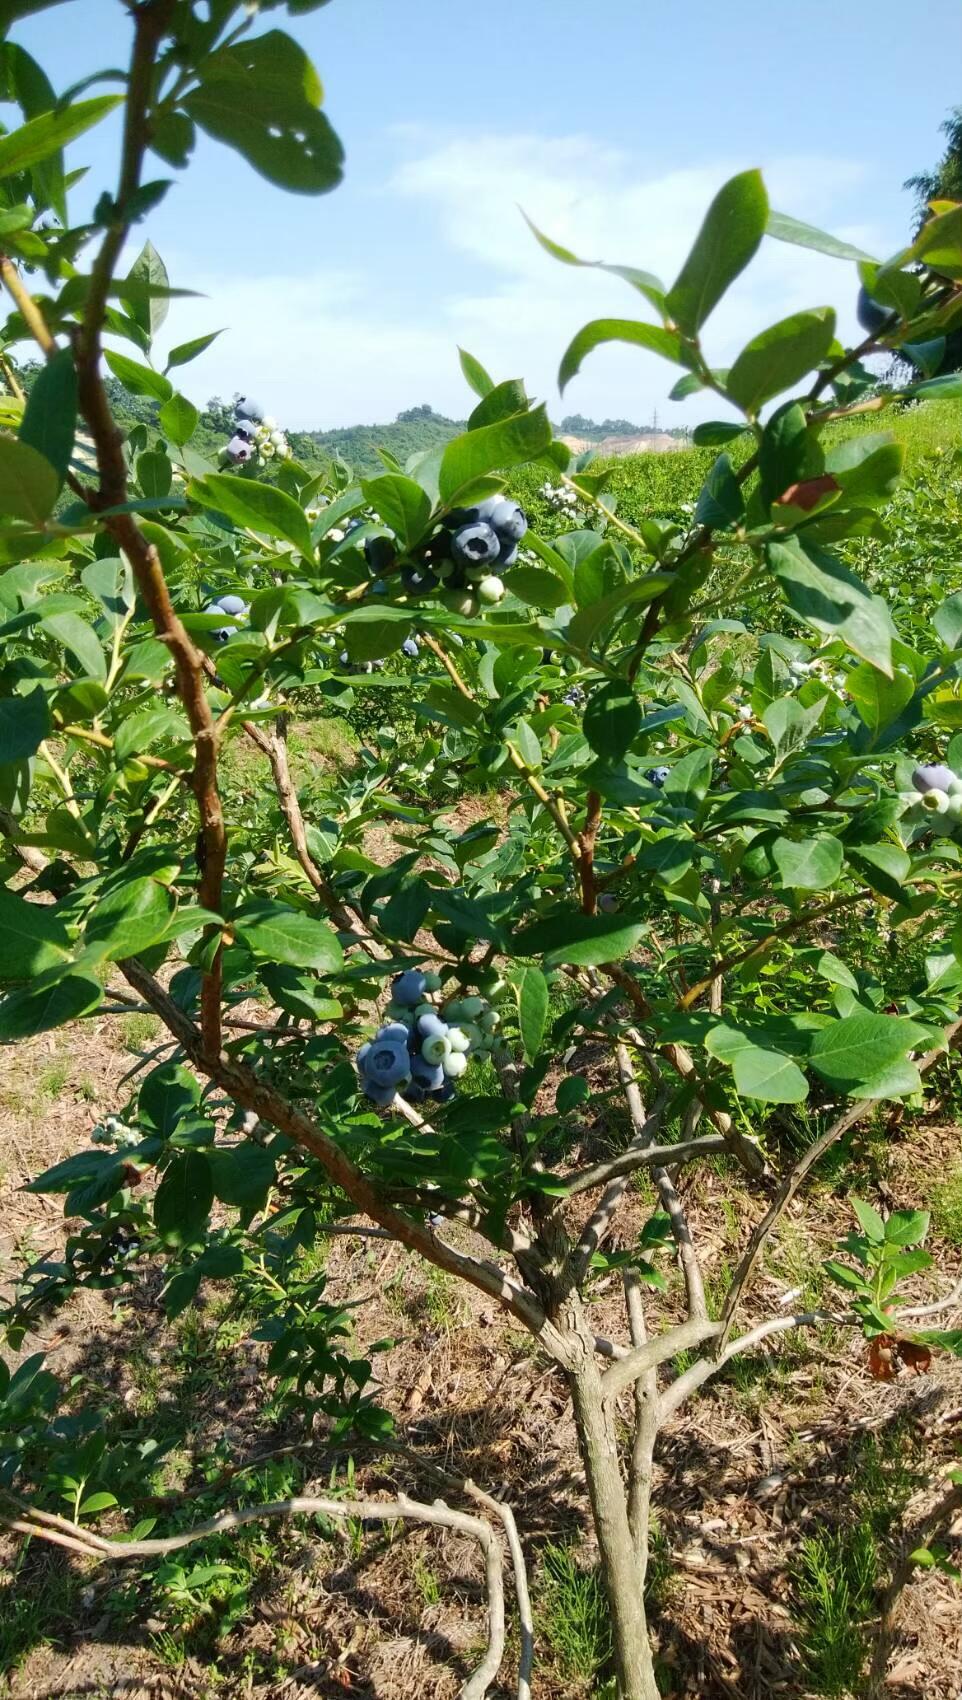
[{"left": 1, "top": 1003, "right": 962, "bottom": 1700}]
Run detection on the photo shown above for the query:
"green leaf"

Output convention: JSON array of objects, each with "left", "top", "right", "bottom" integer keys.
[
  {"left": 19, "top": 348, "right": 76, "bottom": 485},
  {"left": 934, "top": 591, "right": 962, "bottom": 650},
  {"left": 809, "top": 1014, "right": 920, "bottom": 1096},
  {"left": 557, "top": 1075, "right": 589, "bottom": 1113},
  {"left": 0, "top": 687, "right": 50, "bottom": 760},
  {"left": 122, "top": 240, "right": 169, "bottom": 342},
  {"left": 84, "top": 878, "right": 173, "bottom": 959},
  {"left": 154, "top": 1152, "right": 213, "bottom": 1246},
  {"left": 0, "top": 969, "right": 102, "bottom": 1039},
  {"left": 0, "top": 887, "right": 71, "bottom": 980},
  {"left": 504, "top": 566, "right": 568, "bottom": 610},
  {"left": 43, "top": 611, "right": 106, "bottom": 680},
  {"left": 104, "top": 351, "right": 172, "bottom": 402},
  {"left": 360, "top": 473, "right": 430, "bottom": 548},
  {"left": 765, "top": 210, "right": 875, "bottom": 263},
  {"left": 726, "top": 308, "right": 836, "bottom": 414},
  {"left": 521, "top": 211, "right": 665, "bottom": 308},
  {"left": 846, "top": 843, "right": 911, "bottom": 904},
  {"left": 691, "top": 420, "right": 749, "bottom": 447},
  {"left": 846, "top": 664, "right": 915, "bottom": 733},
  {"left": 233, "top": 900, "right": 343, "bottom": 971},
  {"left": 634, "top": 835, "right": 695, "bottom": 884},
  {"left": 0, "top": 436, "right": 59, "bottom": 523},
  {"left": 731, "top": 1045, "right": 809, "bottom": 1103},
  {"left": 164, "top": 329, "right": 224, "bottom": 373},
  {"left": 665, "top": 170, "right": 769, "bottom": 335},
  {"left": 583, "top": 683, "right": 642, "bottom": 759},
  {"left": 208, "top": 1142, "right": 276, "bottom": 1211},
  {"left": 261, "top": 965, "right": 342, "bottom": 1022},
  {"left": 189, "top": 471, "right": 313, "bottom": 558},
  {"left": 558, "top": 319, "right": 685, "bottom": 394},
  {"left": 515, "top": 909, "right": 646, "bottom": 968},
  {"left": 852, "top": 1198, "right": 886, "bottom": 1244},
  {"left": 78, "top": 1491, "right": 118, "bottom": 1517},
  {"left": 139, "top": 1063, "right": 201, "bottom": 1139},
  {"left": 694, "top": 453, "right": 744, "bottom": 528},
  {"left": 158, "top": 393, "right": 199, "bottom": 445},
  {"left": 824, "top": 433, "right": 903, "bottom": 507},
  {"left": 515, "top": 964, "right": 549, "bottom": 1063},
  {"left": 0, "top": 94, "right": 122, "bottom": 177},
  {"left": 184, "top": 31, "right": 343, "bottom": 196},
  {"left": 772, "top": 834, "right": 843, "bottom": 891},
  {"left": 438, "top": 405, "right": 551, "bottom": 503},
  {"left": 468, "top": 379, "right": 529, "bottom": 431},
  {"left": 458, "top": 347, "right": 494, "bottom": 398},
  {"left": 884, "top": 1208, "right": 929, "bottom": 1246},
  {"left": 766, "top": 538, "right": 894, "bottom": 675}
]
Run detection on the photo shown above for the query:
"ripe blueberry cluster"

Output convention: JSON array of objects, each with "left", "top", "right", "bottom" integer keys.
[
  {"left": 900, "top": 761, "right": 962, "bottom": 831},
  {"left": 645, "top": 766, "right": 671, "bottom": 788},
  {"left": 207, "top": 593, "right": 249, "bottom": 642},
  {"left": 356, "top": 968, "right": 503, "bottom": 1108},
  {"left": 223, "top": 395, "right": 290, "bottom": 467},
  {"left": 563, "top": 684, "right": 586, "bottom": 707},
  {"left": 357, "top": 496, "right": 527, "bottom": 618}
]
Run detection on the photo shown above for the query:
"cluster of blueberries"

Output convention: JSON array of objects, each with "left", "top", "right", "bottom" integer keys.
[
  {"left": 356, "top": 968, "right": 502, "bottom": 1107},
  {"left": 901, "top": 761, "right": 962, "bottom": 832},
  {"left": 207, "top": 592, "right": 250, "bottom": 642},
  {"left": 357, "top": 495, "right": 527, "bottom": 619},
  {"left": 223, "top": 395, "right": 290, "bottom": 467}
]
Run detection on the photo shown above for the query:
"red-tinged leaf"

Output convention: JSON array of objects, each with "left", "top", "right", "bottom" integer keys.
[
  {"left": 868, "top": 1335, "right": 897, "bottom": 1381},
  {"left": 896, "top": 1339, "right": 932, "bottom": 1375},
  {"left": 775, "top": 475, "right": 840, "bottom": 511}
]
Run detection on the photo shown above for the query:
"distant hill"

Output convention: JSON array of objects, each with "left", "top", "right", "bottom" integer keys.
[{"left": 16, "top": 366, "right": 687, "bottom": 478}]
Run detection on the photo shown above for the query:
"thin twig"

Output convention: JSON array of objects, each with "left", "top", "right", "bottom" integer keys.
[{"left": 2, "top": 1490, "right": 506, "bottom": 1700}]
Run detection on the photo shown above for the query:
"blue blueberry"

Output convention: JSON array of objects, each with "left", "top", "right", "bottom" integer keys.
[
  {"left": 392, "top": 969, "right": 429, "bottom": 1007},
  {"left": 450, "top": 522, "right": 501, "bottom": 570},
  {"left": 401, "top": 563, "right": 438, "bottom": 594},
  {"left": 410, "top": 1054, "right": 445, "bottom": 1093},
  {"left": 564, "top": 686, "right": 585, "bottom": 707},
  {"left": 218, "top": 595, "right": 248, "bottom": 617},
  {"left": 416, "top": 1011, "right": 448, "bottom": 1040},
  {"left": 498, "top": 540, "right": 519, "bottom": 569},
  {"left": 480, "top": 497, "right": 527, "bottom": 543},
  {"left": 225, "top": 435, "right": 252, "bottom": 464},
  {"left": 364, "top": 535, "right": 395, "bottom": 575},
  {"left": 856, "top": 287, "right": 889, "bottom": 339},
  {"left": 912, "top": 763, "right": 957, "bottom": 794},
  {"left": 402, "top": 637, "right": 419, "bottom": 659},
  {"left": 645, "top": 766, "right": 671, "bottom": 787},
  {"left": 234, "top": 396, "right": 264, "bottom": 423}
]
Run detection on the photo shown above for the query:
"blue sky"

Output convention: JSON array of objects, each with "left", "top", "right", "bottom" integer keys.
[{"left": 12, "top": 0, "right": 962, "bottom": 430}]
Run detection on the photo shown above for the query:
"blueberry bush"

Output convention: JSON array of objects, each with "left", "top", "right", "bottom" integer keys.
[{"left": 2, "top": 5, "right": 962, "bottom": 1697}]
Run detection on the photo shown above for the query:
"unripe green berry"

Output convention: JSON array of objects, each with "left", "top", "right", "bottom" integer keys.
[{"left": 477, "top": 575, "right": 504, "bottom": 605}]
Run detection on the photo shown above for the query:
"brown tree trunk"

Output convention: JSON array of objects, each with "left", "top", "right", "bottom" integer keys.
[{"left": 568, "top": 1346, "right": 660, "bottom": 1700}]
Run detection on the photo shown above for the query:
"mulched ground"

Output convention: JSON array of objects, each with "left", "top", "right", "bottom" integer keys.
[{"left": 2, "top": 987, "right": 961, "bottom": 1698}]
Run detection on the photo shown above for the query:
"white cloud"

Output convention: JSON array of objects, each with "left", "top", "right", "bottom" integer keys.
[{"left": 147, "top": 130, "right": 891, "bottom": 432}]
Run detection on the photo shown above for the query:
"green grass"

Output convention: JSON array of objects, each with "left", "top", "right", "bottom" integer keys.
[
  {"left": 932, "top": 1163, "right": 962, "bottom": 1247},
  {"left": 790, "top": 1424, "right": 927, "bottom": 1695},
  {"left": 794, "top": 1524, "right": 877, "bottom": 1697},
  {"left": 0, "top": 1553, "right": 78, "bottom": 1676},
  {"left": 118, "top": 1010, "right": 161, "bottom": 1052},
  {"left": 539, "top": 1542, "right": 612, "bottom": 1684}
]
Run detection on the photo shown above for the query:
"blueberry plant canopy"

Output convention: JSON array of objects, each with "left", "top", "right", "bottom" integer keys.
[{"left": 1, "top": 6, "right": 962, "bottom": 1699}]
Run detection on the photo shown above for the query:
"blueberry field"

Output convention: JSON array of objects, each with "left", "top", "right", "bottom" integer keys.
[{"left": 3, "top": 6, "right": 962, "bottom": 1700}]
